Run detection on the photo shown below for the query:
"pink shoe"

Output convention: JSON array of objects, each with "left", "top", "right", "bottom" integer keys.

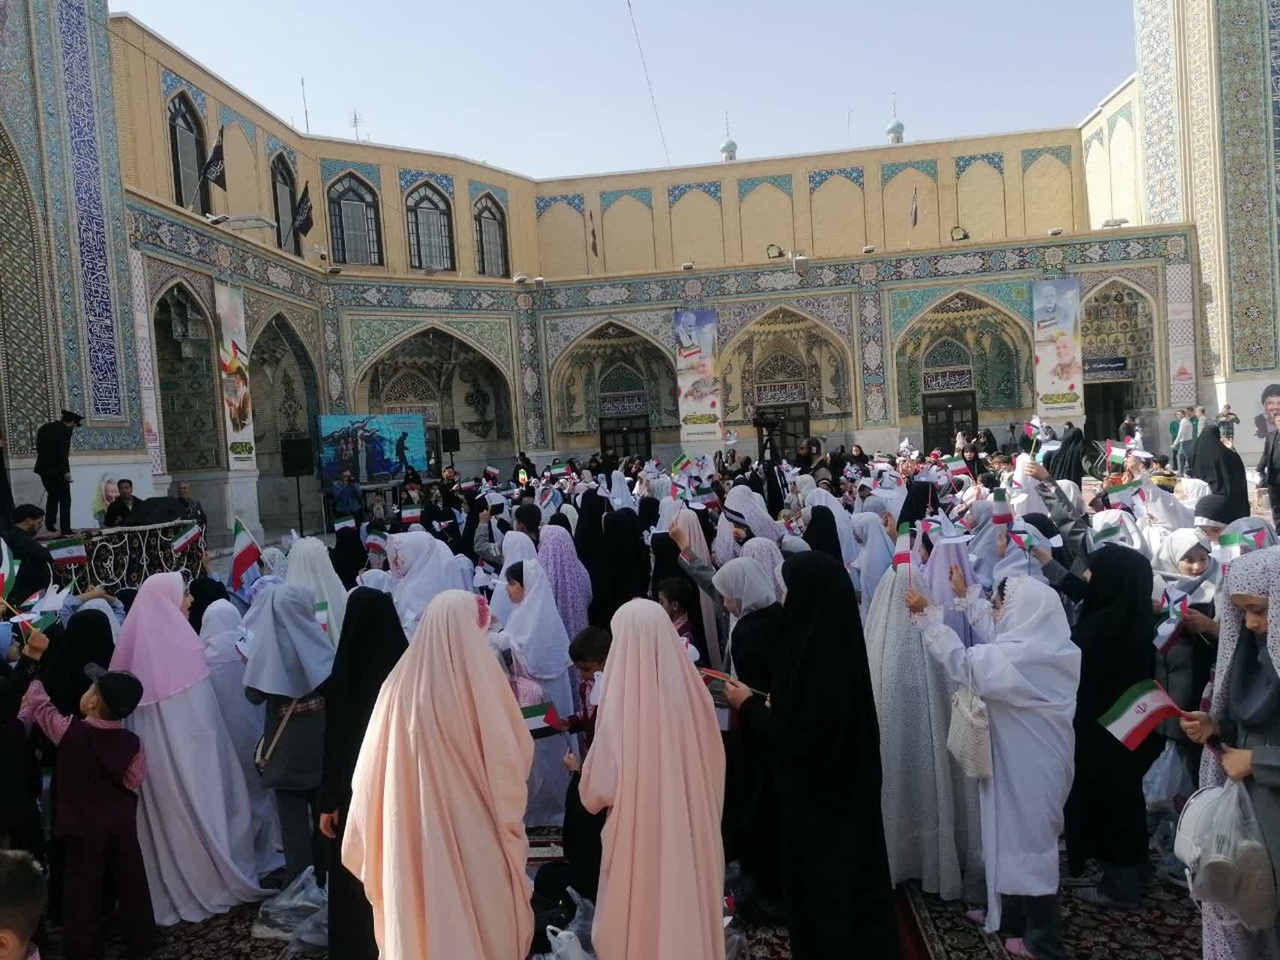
[
  {"left": 1005, "top": 938, "right": 1036, "bottom": 958},
  {"left": 965, "top": 908, "right": 987, "bottom": 926}
]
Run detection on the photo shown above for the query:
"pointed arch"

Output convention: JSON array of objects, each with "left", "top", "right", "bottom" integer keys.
[
  {"left": 353, "top": 319, "right": 515, "bottom": 396},
  {"left": 152, "top": 282, "right": 222, "bottom": 471},
  {"left": 167, "top": 92, "right": 209, "bottom": 214},
  {"left": 406, "top": 180, "right": 455, "bottom": 271},
  {"left": 271, "top": 154, "right": 300, "bottom": 254},
  {"left": 1081, "top": 276, "right": 1160, "bottom": 409},
  {"left": 474, "top": 192, "right": 509, "bottom": 277},
  {"left": 328, "top": 173, "right": 382, "bottom": 265}
]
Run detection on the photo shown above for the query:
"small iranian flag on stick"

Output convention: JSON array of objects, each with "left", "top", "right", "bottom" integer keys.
[
  {"left": 400, "top": 506, "right": 423, "bottom": 524},
  {"left": 314, "top": 600, "right": 329, "bottom": 633},
  {"left": 171, "top": 522, "right": 201, "bottom": 554},
  {"left": 1099, "top": 679, "right": 1183, "bottom": 750},
  {"left": 484, "top": 465, "right": 501, "bottom": 480},
  {"left": 892, "top": 523, "right": 913, "bottom": 567},
  {"left": 672, "top": 454, "right": 693, "bottom": 474},
  {"left": 991, "top": 488, "right": 1013, "bottom": 526},
  {"left": 334, "top": 516, "right": 356, "bottom": 531},
  {"left": 522, "top": 702, "right": 565, "bottom": 739},
  {"left": 365, "top": 530, "right": 388, "bottom": 555},
  {"left": 943, "top": 455, "right": 970, "bottom": 477},
  {"left": 47, "top": 537, "right": 87, "bottom": 566},
  {"left": 230, "top": 518, "right": 262, "bottom": 591}
]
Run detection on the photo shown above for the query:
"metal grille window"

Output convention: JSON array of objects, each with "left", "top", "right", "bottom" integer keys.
[
  {"left": 328, "top": 175, "right": 382, "bottom": 265},
  {"left": 474, "top": 195, "right": 509, "bottom": 277},
  {"left": 406, "top": 182, "right": 454, "bottom": 270},
  {"left": 272, "top": 156, "right": 299, "bottom": 254},
  {"left": 168, "top": 95, "right": 209, "bottom": 215}
]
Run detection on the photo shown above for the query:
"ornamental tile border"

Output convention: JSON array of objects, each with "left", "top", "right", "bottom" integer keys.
[
  {"left": 1107, "top": 101, "right": 1135, "bottom": 135},
  {"left": 265, "top": 135, "right": 298, "bottom": 172},
  {"left": 535, "top": 194, "right": 585, "bottom": 218},
  {"left": 1136, "top": 0, "right": 1184, "bottom": 222},
  {"left": 1083, "top": 128, "right": 1106, "bottom": 157},
  {"left": 217, "top": 105, "right": 257, "bottom": 153},
  {"left": 1186, "top": 0, "right": 1223, "bottom": 377},
  {"left": 1020, "top": 146, "right": 1072, "bottom": 173},
  {"left": 0, "top": 0, "right": 45, "bottom": 204},
  {"left": 599, "top": 187, "right": 653, "bottom": 213},
  {"left": 889, "top": 279, "right": 1032, "bottom": 336},
  {"left": 667, "top": 181, "right": 721, "bottom": 206},
  {"left": 345, "top": 313, "right": 514, "bottom": 382},
  {"left": 882, "top": 159, "right": 938, "bottom": 185},
  {"left": 738, "top": 174, "right": 792, "bottom": 201},
  {"left": 954, "top": 153, "right": 1005, "bottom": 179},
  {"left": 469, "top": 181, "right": 508, "bottom": 208},
  {"left": 808, "top": 168, "right": 863, "bottom": 193},
  {"left": 160, "top": 67, "right": 206, "bottom": 116},
  {"left": 320, "top": 158, "right": 382, "bottom": 190},
  {"left": 398, "top": 169, "right": 455, "bottom": 197},
  {"left": 543, "top": 310, "right": 675, "bottom": 370}
]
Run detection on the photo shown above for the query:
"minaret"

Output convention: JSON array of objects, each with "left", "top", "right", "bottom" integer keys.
[
  {"left": 886, "top": 92, "right": 904, "bottom": 145},
  {"left": 720, "top": 111, "right": 737, "bottom": 162}
]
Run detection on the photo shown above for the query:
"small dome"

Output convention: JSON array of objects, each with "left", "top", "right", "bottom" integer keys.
[
  {"left": 720, "top": 138, "right": 738, "bottom": 154},
  {"left": 886, "top": 118, "right": 905, "bottom": 136}
]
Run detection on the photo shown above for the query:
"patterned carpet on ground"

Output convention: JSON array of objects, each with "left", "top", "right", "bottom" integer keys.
[{"left": 39, "top": 845, "right": 1203, "bottom": 959}]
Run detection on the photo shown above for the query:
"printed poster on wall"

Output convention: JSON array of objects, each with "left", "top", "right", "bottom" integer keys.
[
  {"left": 673, "top": 308, "right": 722, "bottom": 449},
  {"left": 1031, "top": 278, "right": 1085, "bottom": 420},
  {"left": 214, "top": 282, "right": 255, "bottom": 470}
]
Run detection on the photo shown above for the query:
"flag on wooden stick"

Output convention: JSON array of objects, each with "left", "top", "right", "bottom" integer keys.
[{"left": 230, "top": 518, "right": 261, "bottom": 591}]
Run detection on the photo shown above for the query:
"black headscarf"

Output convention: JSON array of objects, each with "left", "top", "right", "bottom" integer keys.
[
  {"left": 546, "top": 513, "right": 571, "bottom": 533},
  {"left": 1194, "top": 493, "right": 1234, "bottom": 526},
  {"left": 188, "top": 575, "right": 230, "bottom": 634},
  {"left": 319, "top": 588, "right": 408, "bottom": 813},
  {"left": 1190, "top": 425, "right": 1250, "bottom": 522},
  {"left": 1022, "top": 511, "right": 1074, "bottom": 570},
  {"left": 596, "top": 508, "right": 650, "bottom": 627},
  {"left": 42, "top": 609, "right": 114, "bottom": 716},
  {"left": 802, "top": 505, "right": 843, "bottom": 565},
  {"left": 458, "top": 494, "right": 487, "bottom": 562},
  {"left": 329, "top": 527, "right": 368, "bottom": 590},
  {"left": 649, "top": 531, "right": 683, "bottom": 596},
  {"left": 1049, "top": 427, "right": 1085, "bottom": 487},
  {"left": 896, "top": 481, "right": 935, "bottom": 528},
  {"left": 637, "top": 496, "right": 660, "bottom": 533},
  {"left": 764, "top": 465, "right": 785, "bottom": 519},
  {"left": 977, "top": 428, "right": 999, "bottom": 454}
]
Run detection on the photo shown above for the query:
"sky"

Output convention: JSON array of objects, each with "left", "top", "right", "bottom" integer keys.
[{"left": 105, "top": 0, "right": 1137, "bottom": 180}]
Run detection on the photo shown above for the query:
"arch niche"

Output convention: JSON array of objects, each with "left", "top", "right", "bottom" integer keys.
[
  {"left": 152, "top": 283, "right": 223, "bottom": 473},
  {"left": 1081, "top": 278, "right": 1160, "bottom": 413},
  {"left": 357, "top": 326, "right": 515, "bottom": 476},
  {"left": 250, "top": 314, "right": 323, "bottom": 533},
  {"left": 550, "top": 321, "right": 679, "bottom": 457},
  {"left": 894, "top": 291, "right": 1034, "bottom": 421}
]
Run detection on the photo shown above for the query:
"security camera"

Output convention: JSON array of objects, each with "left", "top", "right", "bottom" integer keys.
[
  {"left": 681, "top": 261, "right": 695, "bottom": 271},
  {"left": 327, "top": 266, "right": 342, "bottom": 275},
  {"left": 862, "top": 245, "right": 875, "bottom": 254},
  {"left": 792, "top": 254, "right": 810, "bottom": 275},
  {"left": 534, "top": 276, "right": 545, "bottom": 289},
  {"left": 205, "top": 214, "right": 230, "bottom": 226},
  {"left": 513, "top": 274, "right": 529, "bottom": 284}
]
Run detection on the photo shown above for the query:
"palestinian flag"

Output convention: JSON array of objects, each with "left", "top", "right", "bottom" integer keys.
[
  {"left": 14, "top": 610, "right": 58, "bottom": 638},
  {"left": 400, "top": 506, "right": 423, "bottom": 524},
  {"left": 892, "top": 523, "right": 913, "bottom": 567},
  {"left": 366, "top": 530, "right": 388, "bottom": 555},
  {"left": 690, "top": 491, "right": 721, "bottom": 511},
  {"left": 1023, "top": 421, "right": 1039, "bottom": 439},
  {"left": 171, "top": 522, "right": 202, "bottom": 554},
  {"left": 334, "top": 516, "right": 356, "bottom": 531},
  {"left": 1154, "top": 590, "right": 1189, "bottom": 654},
  {"left": 1107, "top": 479, "right": 1143, "bottom": 506},
  {"left": 522, "top": 702, "right": 564, "bottom": 739},
  {"left": 1093, "top": 524, "right": 1125, "bottom": 545},
  {"left": 672, "top": 454, "right": 693, "bottom": 474},
  {"left": 1220, "top": 528, "right": 1269, "bottom": 555},
  {"left": 0, "top": 539, "right": 15, "bottom": 600},
  {"left": 943, "top": 456, "right": 970, "bottom": 476},
  {"left": 47, "top": 537, "right": 87, "bottom": 566},
  {"left": 314, "top": 600, "right": 329, "bottom": 633},
  {"left": 1105, "top": 440, "right": 1127, "bottom": 466},
  {"left": 230, "top": 518, "right": 261, "bottom": 591},
  {"left": 1099, "top": 679, "right": 1183, "bottom": 750},
  {"left": 1008, "top": 527, "right": 1040, "bottom": 552},
  {"left": 548, "top": 463, "right": 570, "bottom": 479},
  {"left": 991, "top": 488, "right": 1013, "bottom": 526}
]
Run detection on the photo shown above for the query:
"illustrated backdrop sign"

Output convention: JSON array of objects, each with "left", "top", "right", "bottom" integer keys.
[
  {"left": 318, "top": 415, "right": 426, "bottom": 482},
  {"left": 673, "top": 308, "right": 722, "bottom": 449},
  {"left": 1032, "top": 278, "right": 1084, "bottom": 419},
  {"left": 214, "top": 282, "right": 255, "bottom": 470}
]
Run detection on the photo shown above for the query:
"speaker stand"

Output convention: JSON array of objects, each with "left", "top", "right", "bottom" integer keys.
[{"left": 294, "top": 475, "right": 305, "bottom": 538}]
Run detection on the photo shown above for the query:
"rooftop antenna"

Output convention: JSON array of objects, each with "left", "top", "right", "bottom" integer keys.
[
  {"left": 349, "top": 109, "right": 364, "bottom": 141},
  {"left": 724, "top": 110, "right": 731, "bottom": 140},
  {"left": 891, "top": 91, "right": 898, "bottom": 120},
  {"left": 300, "top": 77, "right": 310, "bottom": 134},
  {"left": 846, "top": 104, "right": 852, "bottom": 146}
]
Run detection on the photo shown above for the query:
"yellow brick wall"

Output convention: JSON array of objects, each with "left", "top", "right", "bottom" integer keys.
[
  {"left": 1080, "top": 77, "right": 1142, "bottom": 229},
  {"left": 739, "top": 185, "right": 794, "bottom": 264},
  {"left": 810, "top": 177, "right": 865, "bottom": 255},
  {"left": 602, "top": 196, "right": 656, "bottom": 273}
]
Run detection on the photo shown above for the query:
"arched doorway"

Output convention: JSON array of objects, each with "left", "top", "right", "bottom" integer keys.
[
  {"left": 153, "top": 284, "right": 222, "bottom": 472},
  {"left": 895, "top": 292, "right": 1033, "bottom": 452},
  {"left": 250, "top": 314, "right": 323, "bottom": 535},
  {"left": 550, "top": 322, "right": 679, "bottom": 461},
  {"left": 1081, "top": 280, "right": 1159, "bottom": 443},
  {"left": 358, "top": 327, "right": 515, "bottom": 476}
]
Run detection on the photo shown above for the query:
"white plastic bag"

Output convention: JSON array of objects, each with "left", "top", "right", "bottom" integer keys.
[
  {"left": 1144, "top": 740, "right": 1194, "bottom": 813},
  {"left": 289, "top": 900, "right": 327, "bottom": 953},
  {"left": 250, "top": 866, "right": 327, "bottom": 942},
  {"left": 1185, "top": 780, "right": 1278, "bottom": 930}
]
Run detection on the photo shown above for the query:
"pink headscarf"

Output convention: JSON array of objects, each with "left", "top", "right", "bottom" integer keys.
[
  {"left": 580, "top": 599, "right": 726, "bottom": 960},
  {"left": 671, "top": 505, "right": 721, "bottom": 667},
  {"left": 342, "top": 590, "right": 533, "bottom": 959},
  {"left": 537, "top": 524, "right": 592, "bottom": 639},
  {"left": 110, "top": 572, "right": 208, "bottom": 706}
]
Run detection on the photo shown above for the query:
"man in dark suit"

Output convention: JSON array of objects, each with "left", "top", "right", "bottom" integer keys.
[
  {"left": 33, "top": 410, "right": 80, "bottom": 535},
  {"left": 1258, "top": 412, "right": 1280, "bottom": 527},
  {"left": 4, "top": 504, "right": 53, "bottom": 605}
]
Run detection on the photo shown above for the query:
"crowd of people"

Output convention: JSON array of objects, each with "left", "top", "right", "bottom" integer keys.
[{"left": 2, "top": 424, "right": 1280, "bottom": 960}]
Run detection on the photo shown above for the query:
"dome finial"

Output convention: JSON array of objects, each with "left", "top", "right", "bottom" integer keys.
[
  {"left": 886, "top": 92, "right": 904, "bottom": 144},
  {"left": 720, "top": 110, "right": 737, "bottom": 161}
]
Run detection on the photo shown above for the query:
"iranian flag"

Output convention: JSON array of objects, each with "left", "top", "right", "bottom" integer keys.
[
  {"left": 400, "top": 506, "right": 423, "bottom": 524},
  {"left": 1105, "top": 440, "right": 1128, "bottom": 466},
  {"left": 366, "top": 531, "right": 388, "bottom": 555},
  {"left": 991, "top": 488, "right": 1013, "bottom": 526},
  {"left": 1107, "top": 479, "right": 1143, "bottom": 506},
  {"left": 484, "top": 465, "right": 501, "bottom": 480},
  {"left": 47, "top": 537, "right": 87, "bottom": 566},
  {"left": 458, "top": 479, "right": 478, "bottom": 494},
  {"left": 1154, "top": 590, "right": 1190, "bottom": 654},
  {"left": 892, "top": 524, "right": 913, "bottom": 567},
  {"left": 691, "top": 491, "right": 721, "bottom": 511},
  {"left": 943, "top": 456, "right": 970, "bottom": 476},
  {"left": 0, "top": 539, "right": 16, "bottom": 600},
  {"left": 314, "top": 600, "right": 329, "bottom": 633},
  {"left": 230, "top": 518, "right": 261, "bottom": 591},
  {"left": 334, "top": 516, "right": 356, "bottom": 531},
  {"left": 522, "top": 702, "right": 565, "bottom": 739},
  {"left": 672, "top": 454, "right": 693, "bottom": 474},
  {"left": 171, "top": 522, "right": 201, "bottom": 554},
  {"left": 1099, "top": 679, "right": 1183, "bottom": 750}
]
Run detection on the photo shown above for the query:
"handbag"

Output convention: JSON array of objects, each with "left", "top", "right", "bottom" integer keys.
[
  {"left": 254, "top": 698, "right": 299, "bottom": 776},
  {"left": 947, "top": 658, "right": 993, "bottom": 779}
]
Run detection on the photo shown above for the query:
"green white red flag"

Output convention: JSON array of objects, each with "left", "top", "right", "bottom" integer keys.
[
  {"left": 672, "top": 454, "right": 693, "bottom": 474},
  {"left": 230, "top": 518, "right": 261, "bottom": 591},
  {"left": 0, "top": 539, "right": 16, "bottom": 600},
  {"left": 314, "top": 600, "right": 329, "bottom": 633},
  {"left": 991, "top": 488, "right": 1013, "bottom": 526},
  {"left": 1099, "top": 679, "right": 1182, "bottom": 750},
  {"left": 1219, "top": 527, "right": 1269, "bottom": 563},
  {"left": 365, "top": 531, "right": 388, "bottom": 555},
  {"left": 943, "top": 456, "right": 969, "bottom": 476},
  {"left": 47, "top": 537, "right": 87, "bottom": 566},
  {"left": 892, "top": 523, "right": 913, "bottom": 567},
  {"left": 1093, "top": 524, "right": 1125, "bottom": 545},
  {"left": 400, "top": 506, "right": 423, "bottom": 524},
  {"left": 334, "top": 516, "right": 356, "bottom": 531},
  {"left": 522, "top": 702, "right": 565, "bottom": 739},
  {"left": 171, "top": 522, "right": 201, "bottom": 554},
  {"left": 485, "top": 465, "right": 501, "bottom": 480}
]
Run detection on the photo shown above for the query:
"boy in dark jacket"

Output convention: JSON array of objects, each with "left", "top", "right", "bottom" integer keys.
[{"left": 0, "top": 849, "right": 46, "bottom": 960}]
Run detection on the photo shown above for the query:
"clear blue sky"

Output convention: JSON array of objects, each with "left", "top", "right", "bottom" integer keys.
[{"left": 105, "top": 0, "right": 1136, "bottom": 180}]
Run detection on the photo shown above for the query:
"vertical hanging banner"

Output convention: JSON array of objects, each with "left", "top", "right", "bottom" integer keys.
[
  {"left": 214, "top": 282, "right": 255, "bottom": 470},
  {"left": 1032, "top": 277, "right": 1085, "bottom": 420},
  {"left": 673, "top": 308, "right": 722, "bottom": 449}
]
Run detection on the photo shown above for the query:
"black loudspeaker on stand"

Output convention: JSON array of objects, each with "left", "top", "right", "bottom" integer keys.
[
  {"left": 281, "top": 436, "right": 314, "bottom": 537},
  {"left": 441, "top": 428, "right": 460, "bottom": 468}
]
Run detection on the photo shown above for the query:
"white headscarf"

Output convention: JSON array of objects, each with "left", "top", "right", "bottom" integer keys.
[
  {"left": 286, "top": 536, "right": 348, "bottom": 642},
  {"left": 713, "top": 485, "right": 781, "bottom": 566},
  {"left": 656, "top": 497, "right": 683, "bottom": 534},
  {"left": 711, "top": 557, "right": 778, "bottom": 617},
  {"left": 356, "top": 569, "right": 394, "bottom": 593},
  {"left": 1055, "top": 479, "right": 1085, "bottom": 515},
  {"left": 390, "top": 531, "right": 468, "bottom": 637},
  {"left": 849, "top": 513, "right": 894, "bottom": 616},
  {"left": 1090, "top": 508, "right": 1151, "bottom": 557},
  {"left": 558, "top": 503, "right": 579, "bottom": 534},
  {"left": 740, "top": 539, "right": 785, "bottom": 603},
  {"left": 260, "top": 546, "right": 288, "bottom": 579},
  {"left": 500, "top": 559, "right": 571, "bottom": 681},
  {"left": 1010, "top": 455, "right": 1049, "bottom": 517},
  {"left": 242, "top": 582, "right": 335, "bottom": 698},
  {"left": 609, "top": 470, "right": 637, "bottom": 512},
  {"left": 489, "top": 531, "right": 539, "bottom": 627},
  {"left": 1178, "top": 477, "right": 1211, "bottom": 505},
  {"left": 992, "top": 533, "right": 1049, "bottom": 587},
  {"left": 1152, "top": 527, "right": 1219, "bottom": 606},
  {"left": 803, "top": 487, "right": 857, "bottom": 570},
  {"left": 198, "top": 598, "right": 245, "bottom": 665}
]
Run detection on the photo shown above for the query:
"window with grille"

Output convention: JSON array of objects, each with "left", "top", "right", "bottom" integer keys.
[
  {"left": 328, "top": 175, "right": 382, "bottom": 265},
  {"left": 272, "top": 156, "right": 300, "bottom": 254},
  {"left": 474, "top": 195, "right": 509, "bottom": 277},
  {"left": 406, "top": 182, "right": 454, "bottom": 270},
  {"left": 168, "top": 95, "right": 209, "bottom": 214}
]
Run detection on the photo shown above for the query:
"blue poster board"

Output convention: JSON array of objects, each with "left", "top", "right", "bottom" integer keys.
[{"left": 318, "top": 415, "right": 427, "bottom": 482}]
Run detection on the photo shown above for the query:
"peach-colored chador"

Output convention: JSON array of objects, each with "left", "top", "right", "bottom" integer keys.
[
  {"left": 581, "top": 598, "right": 727, "bottom": 959},
  {"left": 341, "top": 590, "right": 534, "bottom": 959}
]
